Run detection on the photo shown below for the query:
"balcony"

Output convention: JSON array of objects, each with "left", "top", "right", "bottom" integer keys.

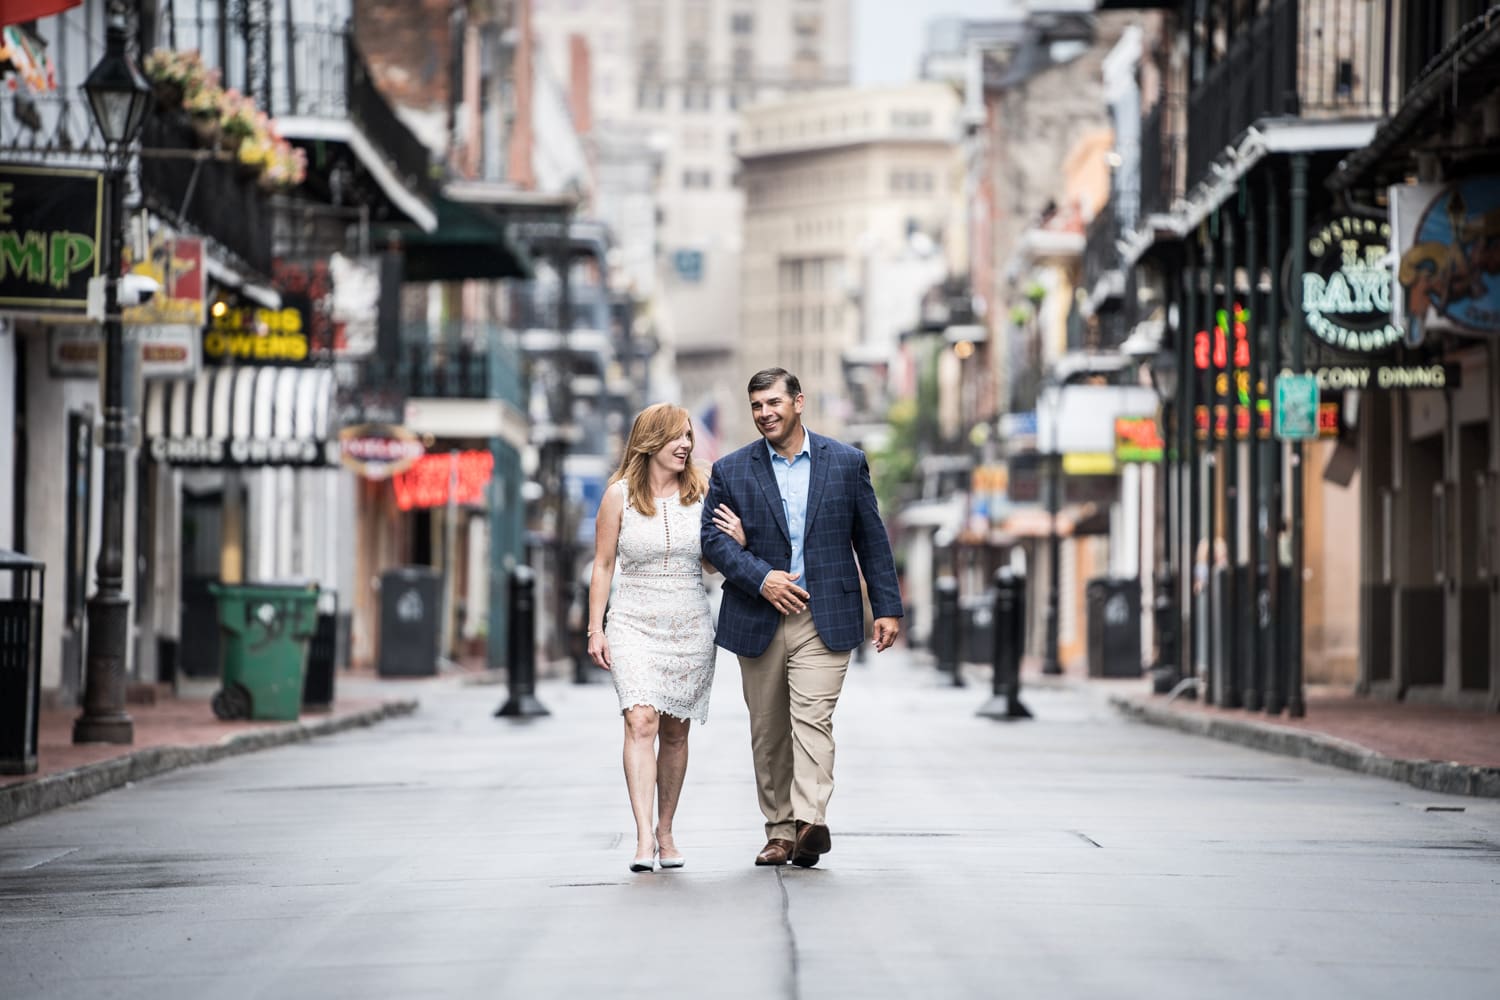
[
  {"left": 1185, "top": 0, "right": 1392, "bottom": 189},
  {"left": 1083, "top": 197, "right": 1129, "bottom": 343},
  {"left": 360, "top": 323, "right": 525, "bottom": 414},
  {"left": 159, "top": 13, "right": 438, "bottom": 230},
  {"left": 138, "top": 111, "right": 274, "bottom": 277}
]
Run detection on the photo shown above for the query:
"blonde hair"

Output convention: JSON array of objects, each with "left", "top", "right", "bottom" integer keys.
[{"left": 608, "top": 402, "right": 707, "bottom": 516}]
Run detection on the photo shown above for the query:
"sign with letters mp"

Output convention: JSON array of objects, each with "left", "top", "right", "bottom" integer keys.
[{"left": 0, "top": 166, "right": 103, "bottom": 316}]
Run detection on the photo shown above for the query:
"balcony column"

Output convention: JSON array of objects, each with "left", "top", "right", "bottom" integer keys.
[
  {"left": 1182, "top": 234, "right": 1201, "bottom": 691},
  {"left": 1286, "top": 153, "right": 1309, "bottom": 718},
  {"left": 1220, "top": 209, "right": 1241, "bottom": 709},
  {"left": 1199, "top": 218, "right": 1218, "bottom": 704},
  {"left": 1263, "top": 168, "right": 1285, "bottom": 716},
  {"left": 1243, "top": 178, "right": 1263, "bottom": 712}
]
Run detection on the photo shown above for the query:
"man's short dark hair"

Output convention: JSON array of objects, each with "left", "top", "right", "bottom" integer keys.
[{"left": 748, "top": 367, "right": 801, "bottom": 397}]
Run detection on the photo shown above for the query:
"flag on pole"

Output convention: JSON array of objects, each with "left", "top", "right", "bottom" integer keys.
[{"left": 693, "top": 396, "right": 721, "bottom": 465}]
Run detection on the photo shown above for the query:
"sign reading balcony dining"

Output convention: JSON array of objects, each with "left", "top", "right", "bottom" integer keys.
[
  {"left": 203, "top": 303, "right": 310, "bottom": 364},
  {"left": 0, "top": 166, "right": 102, "bottom": 316},
  {"left": 1298, "top": 215, "right": 1400, "bottom": 355}
]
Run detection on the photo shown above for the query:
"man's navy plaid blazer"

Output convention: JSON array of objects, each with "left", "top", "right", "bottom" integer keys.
[{"left": 700, "top": 431, "right": 904, "bottom": 658}]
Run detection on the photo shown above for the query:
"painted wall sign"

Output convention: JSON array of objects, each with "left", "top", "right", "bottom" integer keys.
[
  {"left": 122, "top": 234, "right": 205, "bottom": 326},
  {"left": 203, "top": 304, "right": 310, "bottom": 364},
  {"left": 1394, "top": 177, "right": 1500, "bottom": 341},
  {"left": 1300, "top": 215, "right": 1400, "bottom": 354},
  {"left": 0, "top": 165, "right": 102, "bottom": 314},
  {"left": 339, "top": 422, "right": 426, "bottom": 480}
]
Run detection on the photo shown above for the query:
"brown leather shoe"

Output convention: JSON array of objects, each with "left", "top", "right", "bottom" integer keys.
[
  {"left": 755, "top": 838, "right": 794, "bottom": 866},
  {"left": 792, "top": 822, "right": 831, "bottom": 868}
]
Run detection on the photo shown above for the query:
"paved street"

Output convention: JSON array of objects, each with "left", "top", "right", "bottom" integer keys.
[{"left": 3, "top": 652, "right": 1498, "bottom": 1000}]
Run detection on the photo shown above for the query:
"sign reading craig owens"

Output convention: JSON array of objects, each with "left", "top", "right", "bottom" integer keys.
[
  {"left": 1301, "top": 216, "right": 1400, "bottom": 354},
  {"left": 0, "top": 166, "right": 102, "bottom": 315},
  {"left": 203, "top": 304, "right": 310, "bottom": 364},
  {"left": 148, "top": 436, "right": 329, "bottom": 467}
]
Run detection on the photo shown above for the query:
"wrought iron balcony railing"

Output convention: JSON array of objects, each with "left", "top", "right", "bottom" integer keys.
[
  {"left": 1138, "top": 100, "right": 1181, "bottom": 219},
  {"left": 359, "top": 323, "right": 525, "bottom": 411},
  {"left": 138, "top": 110, "right": 274, "bottom": 277},
  {"left": 1185, "top": 0, "right": 1393, "bottom": 189}
]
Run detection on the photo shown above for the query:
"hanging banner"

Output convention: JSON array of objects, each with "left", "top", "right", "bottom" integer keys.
[
  {"left": 122, "top": 233, "right": 205, "bottom": 327},
  {"left": 1392, "top": 177, "right": 1500, "bottom": 342},
  {"left": 0, "top": 165, "right": 101, "bottom": 315}
]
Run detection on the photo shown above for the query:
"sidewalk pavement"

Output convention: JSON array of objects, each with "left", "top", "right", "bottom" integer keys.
[
  {"left": 0, "top": 670, "right": 420, "bottom": 827},
  {"left": 6, "top": 648, "right": 1499, "bottom": 829}
]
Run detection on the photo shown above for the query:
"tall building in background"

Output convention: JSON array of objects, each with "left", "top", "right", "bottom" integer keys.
[
  {"left": 737, "top": 83, "right": 963, "bottom": 442},
  {"left": 532, "top": 0, "right": 851, "bottom": 432}
]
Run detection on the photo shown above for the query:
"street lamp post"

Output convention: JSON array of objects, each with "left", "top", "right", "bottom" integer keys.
[
  {"left": 1042, "top": 385, "right": 1062, "bottom": 676},
  {"left": 74, "top": 3, "right": 152, "bottom": 745}
]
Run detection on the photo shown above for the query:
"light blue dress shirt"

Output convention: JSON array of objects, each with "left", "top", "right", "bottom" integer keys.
[{"left": 765, "top": 431, "right": 812, "bottom": 587}]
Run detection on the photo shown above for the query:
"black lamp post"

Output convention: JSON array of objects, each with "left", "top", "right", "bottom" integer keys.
[
  {"left": 1041, "top": 384, "right": 1062, "bottom": 676},
  {"left": 1149, "top": 343, "right": 1180, "bottom": 692},
  {"left": 74, "top": 4, "right": 151, "bottom": 745}
]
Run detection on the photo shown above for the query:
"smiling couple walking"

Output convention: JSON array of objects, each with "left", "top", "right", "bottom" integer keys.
[{"left": 587, "top": 367, "right": 904, "bottom": 872}]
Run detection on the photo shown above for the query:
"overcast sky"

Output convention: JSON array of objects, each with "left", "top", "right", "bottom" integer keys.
[{"left": 853, "top": 0, "right": 1025, "bottom": 86}]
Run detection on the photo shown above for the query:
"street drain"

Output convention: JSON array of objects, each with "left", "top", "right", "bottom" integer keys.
[
  {"left": 1188, "top": 774, "right": 1301, "bottom": 783},
  {"left": 836, "top": 832, "right": 958, "bottom": 838},
  {"left": 553, "top": 882, "right": 626, "bottom": 888}
]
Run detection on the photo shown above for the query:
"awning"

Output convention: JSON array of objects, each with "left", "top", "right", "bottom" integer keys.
[
  {"left": 392, "top": 193, "right": 536, "bottom": 282},
  {"left": 143, "top": 366, "right": 336, "bottom": 467},
  {"left": 1, "top": 1, "right": 80, "bottom": 28}
]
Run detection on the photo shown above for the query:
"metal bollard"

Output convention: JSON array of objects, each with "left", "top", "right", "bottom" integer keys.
[
  {"left": 979, "top": 568, "right": 1032, "bottom": 720},
  {"left": 495, "top": 565, "right": 550, "bottom": 718},
  {"left": 571, "top": 580, "right": 592, "bottom": 685},
  {"left": 933, "top": 576, "right": 960, "bottom": 681}
]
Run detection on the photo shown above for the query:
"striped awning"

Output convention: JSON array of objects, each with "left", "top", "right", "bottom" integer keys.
[{"left": 143, "top": 366, "right": 336, "bottom": 467}]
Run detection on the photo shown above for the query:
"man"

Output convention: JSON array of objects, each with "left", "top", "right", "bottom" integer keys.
[{"left": 701, "top": 368, "right": 903, "bottom": 868}]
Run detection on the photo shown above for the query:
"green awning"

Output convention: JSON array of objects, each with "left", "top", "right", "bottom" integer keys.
[{"left": 393, "top": 195, "right": 536, "bottom": 282}]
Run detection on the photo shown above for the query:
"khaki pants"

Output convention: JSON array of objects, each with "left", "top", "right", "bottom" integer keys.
[{"left": 738, "top": 610, "right": 851, "bottom": 841}]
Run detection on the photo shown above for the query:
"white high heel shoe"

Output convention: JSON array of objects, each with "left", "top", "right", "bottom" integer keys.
[
  {"left": 655, "top": 831, "right": 685, "bottom": 869},
  {"left": 630, "top": 845, "right": 656, "bottom": 873}
]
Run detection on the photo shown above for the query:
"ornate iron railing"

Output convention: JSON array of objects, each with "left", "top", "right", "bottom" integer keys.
[{"left": 1185, "top": 0, "right": 1393, "bottom": 189}]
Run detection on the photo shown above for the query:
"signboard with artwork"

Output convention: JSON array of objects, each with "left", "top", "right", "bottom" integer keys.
[{"left": 1392, "top": 177, "right": 1500, "bottom": 342}]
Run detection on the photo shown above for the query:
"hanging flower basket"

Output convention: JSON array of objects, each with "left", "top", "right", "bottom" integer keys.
[{"left": 189, "top": 112, "right": 220, "bottom": 147}]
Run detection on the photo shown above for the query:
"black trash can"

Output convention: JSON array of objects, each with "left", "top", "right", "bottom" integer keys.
[
  {"left": 0, "top": 551, "right": 45, "bottom": 775},
  {"left": 303, "top": 589, "right": 339, "bottom": 710},
  {"left": 378, "top": 567, "right": 441, "bottom": 677},
  {"left": 1086, "top": 577, "right": 1142, "bottom": 678},
  {"left": 960, "top": 593, "right": 995, "bottom": 664}
]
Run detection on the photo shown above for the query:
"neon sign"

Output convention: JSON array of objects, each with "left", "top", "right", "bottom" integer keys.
[{"left": 393, "top": 451, "right": 495, "bottom": 511}]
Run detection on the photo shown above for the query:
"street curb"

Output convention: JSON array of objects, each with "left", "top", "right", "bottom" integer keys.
[
  {"left": 1110, "top": 695, "right": 1500, "bottom": 799},
  {"left": 0, "top": 699, "right": 420, "bottom": 828}
]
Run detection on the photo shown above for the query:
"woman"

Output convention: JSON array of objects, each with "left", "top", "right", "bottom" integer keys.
[{"left": 587, "top": 403, "right": 744, "bottom": 872}]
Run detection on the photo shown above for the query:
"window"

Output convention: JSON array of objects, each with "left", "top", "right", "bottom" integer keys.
[
  {"left": 682, "top": 168, "right": 713, "bottom": 189},
  {"left": 683, "top": 86, "right": 712, "bottom": 111},
  {"left": 637, "top": 83, "right": 665, "bottom": 109},
  {"left": 731, "top": 12, "right": 754, "bottom": 35}
]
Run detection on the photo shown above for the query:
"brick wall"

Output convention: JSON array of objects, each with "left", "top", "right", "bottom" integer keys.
[{"left": 353, "top": 0, "right": 457, "bottom": 113}]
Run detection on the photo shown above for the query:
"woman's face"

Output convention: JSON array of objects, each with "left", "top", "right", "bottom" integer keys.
[{"left": 649, "top": 421, "right": 693, "bottom": 476}]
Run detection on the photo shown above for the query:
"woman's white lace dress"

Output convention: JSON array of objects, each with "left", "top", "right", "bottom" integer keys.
[{"left": 606, "top": 482, "right": 716, "bottom": 723}]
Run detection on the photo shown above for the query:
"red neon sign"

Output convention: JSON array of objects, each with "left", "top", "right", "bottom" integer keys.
[{"left": 393, "top": 451, "right": 495, "bottom": 511}]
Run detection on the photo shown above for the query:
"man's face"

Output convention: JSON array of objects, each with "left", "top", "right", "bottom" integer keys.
[{"left": 749, "top": 380, "right": 804, "bottom": 450}]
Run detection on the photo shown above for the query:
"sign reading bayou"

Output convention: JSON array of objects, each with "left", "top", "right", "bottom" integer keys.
[
  {"left": 1300, "top": 215, "right": 1400, "bottom": 355},
  {"left": 203, "top": 303, "right": 310, "bottom": 364},
  {"left": 0, "top": 166, "right": 103, "bottom": 315},
  {"left": 1395, "top": 177, "right": 1500, "bottom": 342}
]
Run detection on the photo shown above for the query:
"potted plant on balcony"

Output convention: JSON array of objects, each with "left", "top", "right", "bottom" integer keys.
[
  {"left": 142, "top": 48, "right": 206, "bottom": 109},
  {"left": 258, "top": 139, "right": 308, "bottom": 193},
  {"left": 236, "top": 112, "right": 275, "bottom": 180},
  {"left": 183, "top": 75, "right": 223, "bottom": 146},
  {"left": 218, "top": 88, "right": 257, "bottom": 156}
]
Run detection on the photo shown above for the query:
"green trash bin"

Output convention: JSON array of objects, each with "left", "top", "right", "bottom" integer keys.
[{"left": 209, "top": 582, "right": 320, "bottom": 721}]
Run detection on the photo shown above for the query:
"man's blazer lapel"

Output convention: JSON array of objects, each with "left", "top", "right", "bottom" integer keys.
[
  {"left": 803, "top": 432, "right": 832, "bottom": 536},
  {"left": 749, "top": 447, "right": 791, "bottom": 541}
]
